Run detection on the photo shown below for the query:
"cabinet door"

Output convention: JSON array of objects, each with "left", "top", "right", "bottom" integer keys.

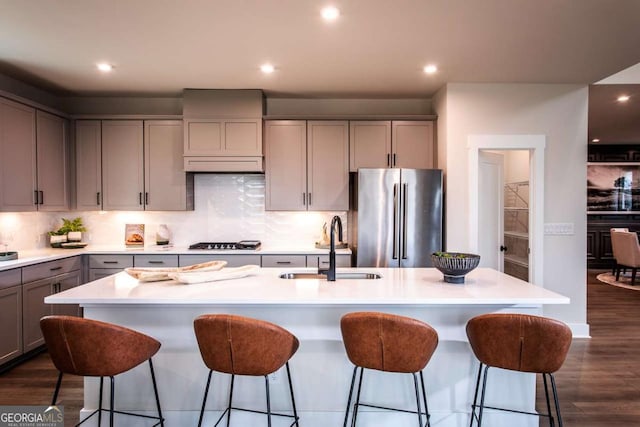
[
  {"left": 392, "top": 121, "right": 435, "bottom": 169},
  {"left": 349, "top": 121, "right": 391, "bottom": 171},
  {"left": 184, "top": 119, "right": 262, "bottom": 156},
  {"left": 52, "top": 271, "right": 81, "bottom": 317},
  {"left": 0, "top": 286, "right": 22, "bottom": 364},
  {"left": 223, "top": 119, "right": 262, "bottom": 156},
  {"left": 144, "top": 120, "right": 186, "bottom": 210},
  {"left": 102, "top": 120, "right": 144, "bottom": 210},
  {"left": 89, "top": 269, "right": 123, "bottom": 281},
  {"left": 307, "top": 121, "right": 349, "bottom": 211},
  {"left": 75, "top": 120, "right": 102, "bottom": 210},
  {"left": 0, "top": 98, "right": 37, "bottom": 211},
  {"left": 36, "top": 111, "right": 68, "bottom": 211},
  {"left": 22, "top": 278, "right": 53, "bottom": 352},
  {"left": 265, "top": 121, "right": 307, "bottom": 211},
  {"left": 178, "top": 254, "right": 261, "bottom": 268}
]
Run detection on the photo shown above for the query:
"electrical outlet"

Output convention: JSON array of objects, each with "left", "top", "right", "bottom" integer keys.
[{"left": 544, "top": 223, "right": 574, "bottom": 235}]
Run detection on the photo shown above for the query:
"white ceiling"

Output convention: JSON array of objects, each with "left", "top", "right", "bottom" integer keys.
[{"left": 2, "top": 0, "right": 640, "bottom": 97}]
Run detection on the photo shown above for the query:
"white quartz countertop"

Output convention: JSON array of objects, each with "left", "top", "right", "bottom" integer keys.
[
  {"left": 0, "top": 244, "right": 352, "bottom": 271},
  {"left": 45, "top": 267, "right": 569, "bottom": 306}
]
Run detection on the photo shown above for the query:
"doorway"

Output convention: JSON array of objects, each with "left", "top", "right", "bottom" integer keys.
[{"left": 468, "top": 135, "right": 545, "bottom": 285}]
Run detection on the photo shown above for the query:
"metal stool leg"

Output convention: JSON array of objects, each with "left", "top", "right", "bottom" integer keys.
[
  {"left": 265, "top": 375, "right": 272, "bottom": 427},
  {"left": 197, "top": 370, "right": 212, "bottom": 427},
  {"left": 550, "top": 374, "right": 563, "bottom": 427},
  {"left": 148, "top": 359, "right": 164, "bottom": 427},
  {"left": 420, "top": 371, "right": 431, "bottom": 427},
  {"left": 543, "top": 373, "right": 555, "bottom": 427},
  {"left": 227, "top": 374, "right": 235, "bottom": 427},
  {"left": 285, "top": 362, "right": 300, "bottom": 426},
  {"left": 469, "top": 363, "right": 483, "bottom": 427},
  {"left": 98, "top": 376, "right": 104, "bottom": 427},
  {"left": 351, "top": 368, "right": 364, "bottom": 427},
  {"left": 51, "top": 372, "right": 63, "bottom": 405},
  {"left": 412, "top": 373, "right": 423, "bottom": 427},
  {"left": 109, "top": 376, "right": 115, "bottom": 427},
  {"left": 477, "top": 366, "right": 490, "bottom": 427},
  {"left": 343, "top": 366, "right": 358, "bottom": 427}
]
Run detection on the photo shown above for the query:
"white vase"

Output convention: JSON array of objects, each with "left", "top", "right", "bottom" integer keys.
[
  {"left": 67, "top": 231, "right": 82, "bottom": 242},
  {"left": 156, "top": 224, "right": 170, "bottom": 245}
]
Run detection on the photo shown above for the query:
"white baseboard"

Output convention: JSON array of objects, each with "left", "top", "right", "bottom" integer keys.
[{"left": 568, "top": 322, "right": 590, "bottom": 338}]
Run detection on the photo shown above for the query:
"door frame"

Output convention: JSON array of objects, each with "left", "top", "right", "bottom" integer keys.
[{"left": 468, "top": 135, "right": 545, "bottom": 286}]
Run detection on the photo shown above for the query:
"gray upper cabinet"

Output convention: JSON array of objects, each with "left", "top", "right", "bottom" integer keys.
[
  {"left": 144, "top": 120, "right": 188, "bottom": 211},
  {"left": 265, "top": 120, "right": 307, "bottom": 210},
  {"left": 349, "top": 120, "right": 435, "bottom": 171},
  {"left": 350, "top": 121, "right": 392, "bottom": 171},
  {"left": 391, "top": 121, "right": 435, "bottom": 169},
  {"left": 36, "top": 110, "right": 68, "bottom": 211},
  {"left": 0, "top": 98, "right": 37, "bottom": 211},
  {"left": 102, "top": 120, "right": 145, "bottom": 210},
  {"left": 183, "top": 89, "right": 264, "bottom": 172},
  {"left": 307, "top": 121, "right": 349, "bottom": 210},
  {"left": 265, "top": 120, "right": 349, "bottom": 211},
  {"left": 75, "top": 120, "right": 102, "bottom": 210},
  {"left": 76, "top": 119, "right": 191, "bottom": 211}
]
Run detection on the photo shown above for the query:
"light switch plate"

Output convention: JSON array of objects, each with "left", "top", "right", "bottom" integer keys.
[{"left": 544, "top": 223, "right": 574, "bottom": 235}]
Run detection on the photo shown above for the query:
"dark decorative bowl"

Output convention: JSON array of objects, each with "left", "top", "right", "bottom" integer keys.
[{"left": 431, "top": 252, "right": 481, "bottom": 284}]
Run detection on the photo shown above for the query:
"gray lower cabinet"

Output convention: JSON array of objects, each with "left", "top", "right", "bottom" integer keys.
[
  {"left": 0, "top": 269, "right": 22, "bottom": 365},
  {"left": 134, "top": 254, "right": 179, "bottom": 268},
  {"left": 306, "top": 254, "right": 352, "bottom": 268},
  {"left": 88, "top": 254, "right": 134, "bottom": 281},
  {"left": 21, "top": 257, "right": 82, "bottom": 353},
  {"left": 179, "top": 254, "right": 261, "bottom": 268},
  {"left": 261, "top": 255, "right": 306, "bottom": 268}
]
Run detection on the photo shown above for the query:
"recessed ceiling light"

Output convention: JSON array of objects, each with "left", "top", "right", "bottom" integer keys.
[
  {"left": 423, "top": 64, "right": 438, "bottom": 74},
  {"left": 260, "top": 63, "right": 275, "bottom": 74},
  {"left": 96, "top": 62, "right": 113, "bottom": 73},
  {"left": 321, "top": 6, "right": 340, "bottom": 21},
  {"left": 617, "top": 95, "right": 630, "bottom": 102},
  {"left": 591, "top": 138, "right": 600, "bottom": 143}
]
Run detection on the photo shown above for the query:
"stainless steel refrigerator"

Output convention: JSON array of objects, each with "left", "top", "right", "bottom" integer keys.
[{"left": 354, "top": 168, "right": 443, "bottom": 267}]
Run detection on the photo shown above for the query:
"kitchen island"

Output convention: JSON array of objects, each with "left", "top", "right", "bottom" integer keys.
[{"left": 46, "top": 267, "right": 569, "bottom": 427}]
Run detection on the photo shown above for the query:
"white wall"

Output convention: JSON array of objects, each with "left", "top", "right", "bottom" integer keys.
[
  {"left": 433, "top": 83, "right": 588, "bottom": 333},
  {"left": 0, "top": 174, "right": 346, "bottom": 251}
]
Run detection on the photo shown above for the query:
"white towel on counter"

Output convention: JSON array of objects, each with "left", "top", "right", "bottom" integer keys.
[{"left": 168, "top": 265, "right": 260, "bottom": 284}]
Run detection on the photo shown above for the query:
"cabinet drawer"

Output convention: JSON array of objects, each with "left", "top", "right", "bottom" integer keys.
[
  {"left": 22, "top": 256, "right": 82, "bottom": 283},
  {"left": 89, "top": 255, "right": 134, "bottom": 269},
  {"left": 89, "top": 269, "right": 124, "bottom": 282},
  {"left": 179, "top": 254, "right": 261, "bottom": 268},
  {"left": 261, "top": 255, "right": 306, "bottom": 268},
  {"left": 134, "top": 255, "right": 179, "bottom": 268},
  {"left": 0, "top": 268, "right": 21, "bottom": 290},
  {"left": 306, "top": 255, "right": 352, "bottom": 268}
]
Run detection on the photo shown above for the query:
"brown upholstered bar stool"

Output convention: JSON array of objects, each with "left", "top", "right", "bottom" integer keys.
[
  {"left": 40, "top": 315, "right": 164, "bottom": 427},
  {"left": 466, "top": 313, "right": 572, "bottom": 427},
  {"left": 340, "top": 312, "right": 439, "bottom": 427},
  {"left": 193, "top": 314, "right": 300, "bottom": 427}
]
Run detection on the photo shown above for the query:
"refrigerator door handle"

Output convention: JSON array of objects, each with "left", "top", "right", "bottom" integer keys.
[
  {"left": 393, "top": 183, "right": 399, "bottom": 259},
  {"left": 402, "top": 183, "right": 408, "bottom": 259}
]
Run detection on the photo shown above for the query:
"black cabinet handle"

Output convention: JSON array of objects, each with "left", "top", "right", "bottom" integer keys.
[
  {"left": 145, "top": 192, "right": 149, "bottom": 205},
  {"left": 139, "top": 192, "right": 143, "bottom": 205},
  {"left": 34, "top": 190, "right": 38, "bottom": 205},
  {"left": 50, "top": 266, "right": 63, "bottom": 271},
  {"left": 308, "top": 193, "right": 312, "bottom": 206},
  {"left": 387, "top": 153, "right": 391, "bottom": 167},
  {"left": 39, "top": 191, "right": 44, "bottom": 205},
  {"left": 393, "top": 153, "right": 397, "bottom": 166},
  {"left": 148, "top": 260, "right": 164, "bottom": 264},
  {"left": 103, "top": 261, "right": 119, "bottom": 265},
  {"left": 302, "top": 193, "right": 306, "bottom": 206},
  {"left": 276, "top": 261, "right": 291, "bottom": 265},
  {"left": 97, "top": 192, "right": 101, "bottom": 205}
]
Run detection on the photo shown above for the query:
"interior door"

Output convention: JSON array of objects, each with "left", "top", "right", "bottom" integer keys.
[{"left": 478, "top": 151, "right": 504, "bottom": 270}]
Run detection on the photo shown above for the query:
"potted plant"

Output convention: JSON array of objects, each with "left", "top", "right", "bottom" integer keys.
[{"left": 48, "top": 217, "right": 87, "bottom": 247}]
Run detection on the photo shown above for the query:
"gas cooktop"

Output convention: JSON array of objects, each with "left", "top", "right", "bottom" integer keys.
[{"left": 188, "top": 240, "right": 261, "bottom": 250}]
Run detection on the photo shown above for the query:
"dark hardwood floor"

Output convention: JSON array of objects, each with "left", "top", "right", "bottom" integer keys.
[{"left": 1, "top": 270, "right": 638, "bottom": 426}]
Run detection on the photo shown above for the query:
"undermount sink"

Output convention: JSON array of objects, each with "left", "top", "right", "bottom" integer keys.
[{"left": 279, "top": 272, "right": 382, "bottom": 280}]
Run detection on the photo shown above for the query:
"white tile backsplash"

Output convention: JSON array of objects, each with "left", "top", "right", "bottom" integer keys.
[{"left": 0, "top": 174, "right": 347, "bottom": 251}]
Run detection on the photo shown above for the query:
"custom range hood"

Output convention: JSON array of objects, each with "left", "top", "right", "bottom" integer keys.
[{"left": 183, "top": 89, "right": 265, "bottom": 172}]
